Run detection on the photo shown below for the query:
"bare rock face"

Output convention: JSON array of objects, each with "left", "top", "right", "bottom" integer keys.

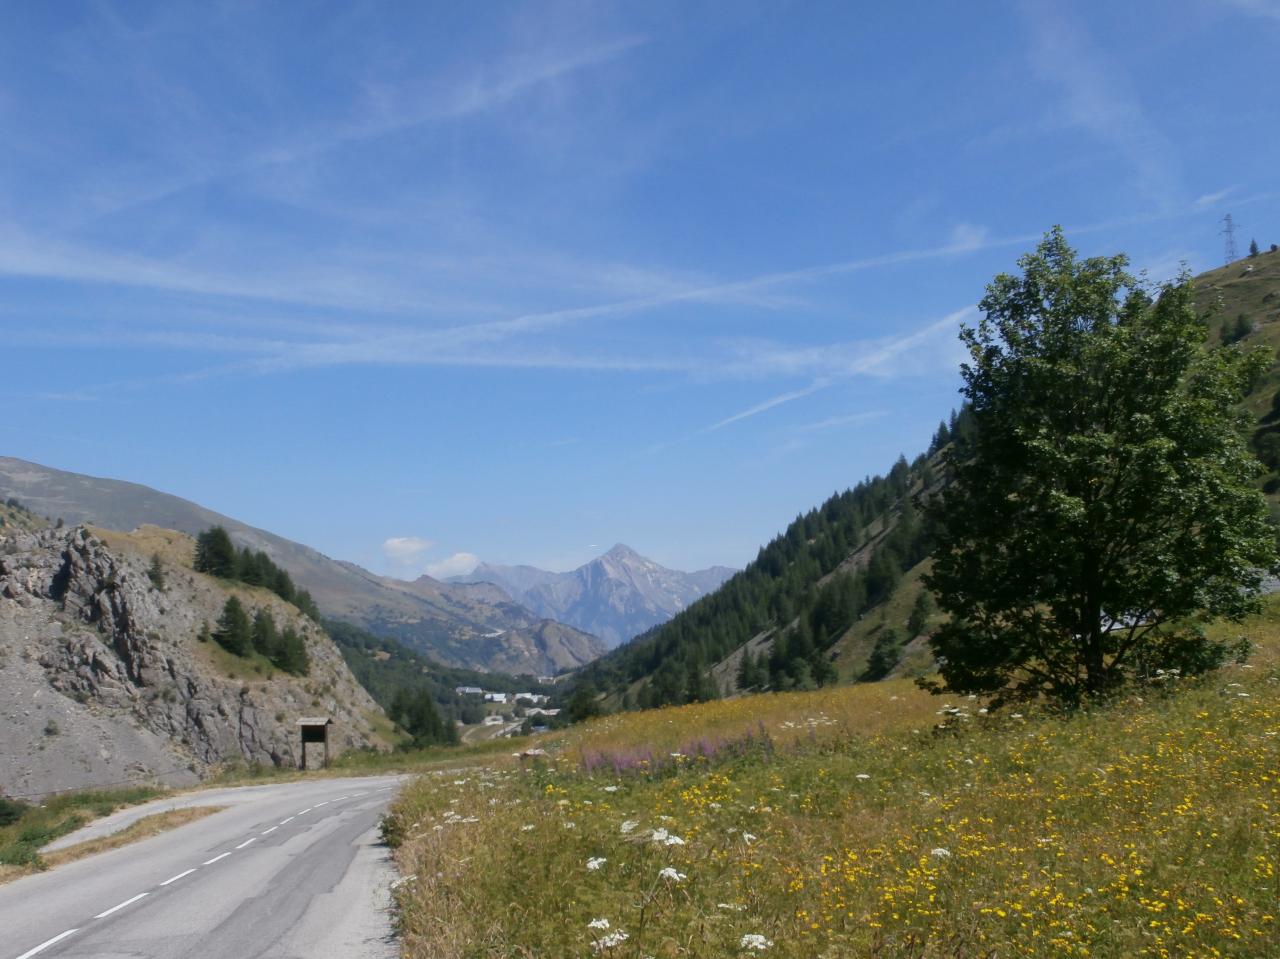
[{"left": 0, "top": 526, "right": 389, "bottom": 799}]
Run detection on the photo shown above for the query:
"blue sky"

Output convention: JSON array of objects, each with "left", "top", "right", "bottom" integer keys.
[{"left": 3, "top": 1, "right": 1279, "bottom": 577}]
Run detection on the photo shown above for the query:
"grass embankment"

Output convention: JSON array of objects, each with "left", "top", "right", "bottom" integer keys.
[
  {"left": 40, "top": 806, "right": 225, "bottom": 873},
  {"left": 388, "top": 616, "right": 1280, "bottom": 957},
  {"left": 0, "top": 786, "right": 162, "bottom": 881}
]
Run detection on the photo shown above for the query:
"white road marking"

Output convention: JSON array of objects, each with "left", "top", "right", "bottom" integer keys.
[
  {"left": 15, "top": 929, "right": 78, "bottom": 959},
  {"left": 279, "top": 816, "right": 295, "bottom": 825},
  {"left": 314, "top": 800, "right": 329, "bottom": 806},
  {"left": 94, "top": 893, "right": 148, "bottom": 919},
  {"left": 261, "top": 826, "right": 278, "bottom": 835},
  {"left": 203, "top": 852, "right": 231, "bottom": 865},
  {"left": 298, "top": 807, "right": 312, "bottom": 815},
  {"left": 235, "top": 838, "right": 257, "bottom": 850},
  {"left": 159, "top": 868, "right": 196, "bottom": 886}
]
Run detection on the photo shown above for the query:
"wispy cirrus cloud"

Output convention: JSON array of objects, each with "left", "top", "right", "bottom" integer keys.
[
  {"left": 798, "top": 410, "right": 886, "bottom": 432},
  {"left": 704, "top": 307, "right": 975, "bottom": 432},
  {"left": 1195, "top": 186, "right": 1238, "bottom": 208},
  {"left": 1020, "top": 1, "right": 1182, "bottom": 209}
]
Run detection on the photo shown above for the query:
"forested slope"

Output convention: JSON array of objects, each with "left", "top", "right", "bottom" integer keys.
[{"left": 575, "top": 410, "right": 973, "bottom": 709}]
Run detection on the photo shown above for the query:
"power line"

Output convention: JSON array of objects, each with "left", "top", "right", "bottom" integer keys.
[{"left": 1220, "top": 213, "right": 1239, "bottom": 265}]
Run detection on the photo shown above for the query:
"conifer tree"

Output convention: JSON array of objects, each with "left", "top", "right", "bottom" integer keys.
[
  {"left": 214, "top": 596, "right": 252, "bottom": 656},
  {"left": 907, "top": 590, "right": 934, "bottom": 637},
  {"left": 252, "top": 609, "right": 278, "bottom": 658},
  {"left": 862, "top": 627, "right": 902, "bottom": 681},
  {"left": 195, "top": 527, "right": 237, "bottom": 578},
  {"left": 147, "top": 553, "right": 166, "bottom": 591}
]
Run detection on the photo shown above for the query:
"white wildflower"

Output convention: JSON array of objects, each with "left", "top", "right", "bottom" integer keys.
[
  {"left": 587, "top": 857, "right": 607, "bottom": 871},
  {"left": 587, "top": 918, "right": 611, "bottom": 930},
  {"left": 717, "top": 902, "right": 746, "bottom": 911},
  {"left": 521, "top": 824, "right": 535, "bottom": 831},
  {"left": 740, "top": 933, "right": 773, "bottom": 951},
  {"left": 592, "top": 931, "right": 629, "bottom": 952},
  {"left": 603, "top": 785, "right": 619, "bottom": 793},
  {"left": 620, "top": 820, "right": 638, "bottom": 834},
  {"left": 855, "top": 773, "right": 871, "bottom": 780},
  {"left": 742, "top": 832, "right": 757, "bottom": 844},
  {"left": 930, "top": 847, "right": 951, "bottom": 859},
  {"left": 658, "top": 867, "right": 686, "bottom": 882}
]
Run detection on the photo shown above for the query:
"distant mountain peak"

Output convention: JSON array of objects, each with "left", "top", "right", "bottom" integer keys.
[
  {"left": 452, "top": 544, "right": 736, "bottom": 648},
  {"left": 603, "top": 543, "right": 641, "bottom": 559}
]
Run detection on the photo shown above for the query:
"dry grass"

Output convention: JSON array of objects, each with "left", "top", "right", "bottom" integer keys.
[
  {"left": 41, "top": 805, "right": 225, "bottom": 871},
  {"left": 89, "top": 524, "right": 196, "bottom": 567}
]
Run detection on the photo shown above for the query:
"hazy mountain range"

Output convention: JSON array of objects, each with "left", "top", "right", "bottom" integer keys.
[
  {"left": 453, "top": 544, "right": 736, "bottom": 648},
  {"left": 0, "top": 457, "right": 604, "bottom": 675}
]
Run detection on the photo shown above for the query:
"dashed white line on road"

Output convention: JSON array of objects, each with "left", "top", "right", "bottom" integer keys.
[
  {"left": 314, "top": 800, "right": 329, "bottom": 806},
  {"left": 261, "top": 826, "right": 278, "bottom": 835},
  {"left": 279, "top": 816, "right": 295, "bottom": 825},
  {"left": 203, "top": 852, "right": 231, "bottom": 865},
  {"left": 235, "top": 838, "right": 257, "bottom": 850},
  {"left": 94, "top": 893, "right": 148, "bottom": 919},
  {"left": 15, "top": 928, "right": 78, "bottom": 959},
  {"left": 298, "top": 807, "right": 312, "bottom": 815},
  {"left": 159, "top": 869, "right": 196, "bottom": 886}
]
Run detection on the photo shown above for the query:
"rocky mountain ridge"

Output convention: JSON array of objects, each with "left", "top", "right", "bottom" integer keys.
[
  {"left": 455, "top": 544, "right": 736, "bottom": 648},
  {"left": 0, "top": 523, "right": 389, "bottom": 799},
  {"left": 0, "top": 458, "right": 604, "bottom": 675}
]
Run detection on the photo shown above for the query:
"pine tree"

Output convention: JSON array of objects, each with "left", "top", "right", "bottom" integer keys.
[
  {"left": 252, "top": 609, "right": 278, "bottom": 658},
  {"left": 862, "top": 627, "right": 902, "bottom": 681},
  {"left": 1249, "top": 238, "right": 1260, "bottom": 257},
  {"left": 237, "top": 548, "right": 264, "bottom": 587},
  {"left": 907, "top": 590, "right": 934, "bottom": 637},
  {"left": 195, "top": 527, "right": 237, "bottom": 578},
  {"left": 147, "top": 553, "right": 166, "bottom": 591},
  {"left": 274, "top": 627, "right": 310, "bottom": 675},
  {"left": 214, "top": 596, "right": 252, "bottom": 656}
]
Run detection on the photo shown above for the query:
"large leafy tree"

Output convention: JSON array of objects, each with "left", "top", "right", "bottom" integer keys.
[{"left": 925, "top": 228, "right": 1276, "bottom": 706}]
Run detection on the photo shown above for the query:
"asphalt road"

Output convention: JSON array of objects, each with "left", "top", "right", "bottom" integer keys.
[{"left": 1, "top": 775, "right": 404, "bottom": 959}]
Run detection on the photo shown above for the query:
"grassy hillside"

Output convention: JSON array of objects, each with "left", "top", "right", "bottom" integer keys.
[{"left": 386, "top": 596, "right": 1280, "bottom": 959}]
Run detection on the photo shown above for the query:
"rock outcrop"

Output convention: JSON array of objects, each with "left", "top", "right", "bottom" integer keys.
[{"left": 0, "top": 525, "right": 390, "bottom": 799}]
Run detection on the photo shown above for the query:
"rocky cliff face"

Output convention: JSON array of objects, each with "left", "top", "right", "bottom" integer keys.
[{"left": 0, "top": 525, "right": 389, "bottom": 799}]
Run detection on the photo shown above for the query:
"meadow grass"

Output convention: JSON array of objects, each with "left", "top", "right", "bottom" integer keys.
[{"left": 389, "top": 616, "right": 1280, "bottom": 957}]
